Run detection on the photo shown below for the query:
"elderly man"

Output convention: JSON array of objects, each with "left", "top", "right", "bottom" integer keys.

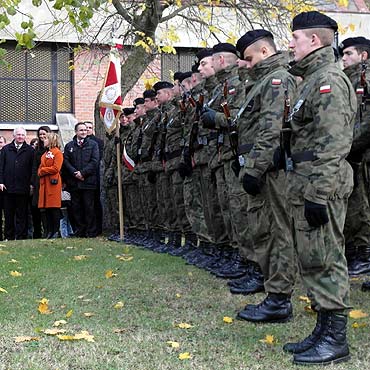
[{"left": 0, "top": 127, "right": 34, "bottom": 240}]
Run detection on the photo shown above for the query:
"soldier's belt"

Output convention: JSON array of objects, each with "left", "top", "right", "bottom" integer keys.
[
  {"left": 291, "top": 150, "right": 317, "bottom": 163},
  {"left": 238, "top": 143, "right": 254, "bottom": 154},
  {"left": 166, "top": 149, "right": 183, "bottom": 160}
]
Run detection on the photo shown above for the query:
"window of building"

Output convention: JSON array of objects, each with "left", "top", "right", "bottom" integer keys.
[
  {"left": 161, "top": 48, "right": 199, "bottom": 81},
  {"left": 0, "top": 42, "right": 73, "bottom": 125}
]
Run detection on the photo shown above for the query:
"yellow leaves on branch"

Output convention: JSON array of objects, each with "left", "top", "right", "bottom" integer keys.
[
  {"left": 143, "top": 77, "right": 160, "bottom": 91},
  {"left": 223, "top": 316, "right": 233, "bottom": 324},
  {"left": 14, "top": 336, "right": 40, "bottom": 343},
  {"left": 10, "top": 271, "right": 22, "bottom": 277},
  {"left": 338, "top": 0, "right": 349, "bottom": 7},
  {"left": 349, "top": 309, "right": 368, "bottom": 319},
  {"left": 177, "top": 323, "right": 193, "bottom": 329},
  {"left": 178, "top": 352, "right": 191, "bottom": 360},
  {"left": 38, "top": 298, "right": 52, "bottom": 315}
]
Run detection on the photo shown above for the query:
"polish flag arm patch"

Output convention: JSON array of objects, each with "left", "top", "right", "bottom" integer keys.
[
  {"left": 320, "top": 85, "right": 331, "bottom": 94},
  {"left": 356, "top": 87, "right": 364, "bottom": 95},
  {"left": 271, "top": 79, "right": 282, "bottom": 85}
]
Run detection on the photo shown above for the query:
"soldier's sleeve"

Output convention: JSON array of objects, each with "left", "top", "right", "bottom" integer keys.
[
  {"left": 246, "top": 73, "right": 296, "bottom": 178},
  {"left": 304, "top": 73, "right": 356, "bottom": 205}
]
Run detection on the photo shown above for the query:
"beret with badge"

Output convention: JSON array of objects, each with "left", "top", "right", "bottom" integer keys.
[
  {"left": 153, "top": 81, "right": 174, "bottom": 91},
  {"left": 236, "top": 29, "right": 274, "bottom": 59},
  {"left": 338, "top": 37, "right": 370, "bottom": 56},
  {"left": 212, "top": 42, "right": 238, "bottom": 55},
  {"left": 143, "top": 89, "right": 156, "bottom": 99},
  {"left": 291, "top": 11, "right": 338, "bottom": 32}
]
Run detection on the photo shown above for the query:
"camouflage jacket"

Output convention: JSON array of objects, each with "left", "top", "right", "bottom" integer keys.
[
  {"left": 343, "top": 60, "right": 370, "bottom": 158},
  {"left": 238, "top": 52, "right": 296, "bottom": 179},
  {"left": 210, "top": 64, "right": 244, "bottom": 165},
  {"left": 287, "top": 46, "right": 356, "bottom": 205},
  {"left": 103, "top": 135, "right": 118, "bottom": 187}
]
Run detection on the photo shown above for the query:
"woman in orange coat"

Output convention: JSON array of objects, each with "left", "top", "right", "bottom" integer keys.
[{"left": 38, "top": 132, "right": 63, "bottom": 239}]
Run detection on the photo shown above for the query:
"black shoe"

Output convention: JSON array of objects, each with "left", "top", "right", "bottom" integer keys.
[
  {"left": 362, "top": 281, "right": 370, "bottom": 291},
  {"left": 283, "top": 311, "right": 324, "bottom": 354},
  {"left": 293, "top": 312, "right": 350, "bottom": 366},
  {"left": 214, "top": 259, "right": 249, "bottom": 279},
  {"left": 348, "top": 246, "right": 370, "bottom": 275},
  {"left": 237, "top": 293, "right": 292, "bottom": 323},
  {"left": 229, "top": 269, "right": 264, "bottom": 295}
]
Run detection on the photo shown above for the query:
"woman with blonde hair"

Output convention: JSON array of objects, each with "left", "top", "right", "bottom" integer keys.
[{"left": 38, "top": 132, "right": 63, "bottom": 239}]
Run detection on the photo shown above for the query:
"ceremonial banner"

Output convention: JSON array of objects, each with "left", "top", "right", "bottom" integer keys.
[
  {"left": 99, "top": 50, "right": 122, "bottom": 133},
  {"left": 122, "top": 144, "right": 135, "bottom": 171}
]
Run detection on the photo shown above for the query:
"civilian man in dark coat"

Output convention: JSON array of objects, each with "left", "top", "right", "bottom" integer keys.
[
  {"left": 0, "top": 127, "right": 34, "bottom": 240},
  {"left": 63, "top": 122, "right": 99, "bottom": 237}
]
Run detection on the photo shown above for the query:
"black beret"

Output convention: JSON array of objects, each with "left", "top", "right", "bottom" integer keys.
[
  {"left": 179, "top": 71, "right": 192, "bottom": 82},
  {"left": 196, "top": 48, "right": 213, "bottom": 62},
  {"left": 133, "top": 97, "right": 145, "bottom": 107},
  {"left": 338, "top": 37, "right": 370, "bottom": 56},
  {"left": 153, "top": 81, "right": 174, "bottom": 91},
  {"left": 173, "top": 71, "right": 183, "bottom": 81},
  {"left": 212, "top": 42, "right": 238, "bottom": 55},
  {"left": 291, "top": 11, "right": 338, "bottom": 32},
  {"left": 123, "top": 107, "right": 135, "bottom": 116},
  {"left": 191, "top": 62, "right": 200, "bottom": 73},
  {"left": 236, "top": 29, "right": 274, "bottom": 59},
  {"left": 143, "top": 89, "right": 156, "bottom": 99}
]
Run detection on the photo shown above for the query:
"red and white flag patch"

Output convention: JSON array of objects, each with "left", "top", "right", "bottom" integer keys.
[
  {"left": 271, "top": 79, "right": 282, "bottom": 85},
  {"left": 228, "top": 88, "right": 236, "bottom": 95},
  {"left": 320, "top": 85, "right": 331, "bottom": 94},
  {"left": 356, "top": 87, "right": 364, "bottom": 95}
]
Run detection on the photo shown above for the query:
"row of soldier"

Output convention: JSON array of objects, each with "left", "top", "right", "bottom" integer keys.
[{"left": 104, "top": 11, "right": 369, "bottom": 366}]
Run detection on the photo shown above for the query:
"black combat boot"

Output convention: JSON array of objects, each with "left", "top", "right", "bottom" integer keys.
[
  {"left": 229, "top": 264, "right": 264, "bottom": 295},
  {"left": 213, "top": 251, "right": 249, "bottom": 279},
  {"left": 283, "top": 311, "right": 325, "bottom": 353},
  {"left": 170, "top": 233, "right": 197, "bottom": 256},
  {"left": 237, "top": 293, "right": 292, "bottom": 323},
  {"left": 345, "top": 243, "right": 359, "bottom": 275},
  {"left": 362, "top": 280, "right": 370, "bottom": 291},
  {"left": 293, "top": 312, "right": 350, "bottom": 365},
  {"left": 350, "top": 246, "right": 370, "bottom": 275}
]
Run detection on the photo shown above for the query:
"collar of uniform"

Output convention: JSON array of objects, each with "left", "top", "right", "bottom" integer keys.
[
  {"left": 215, "top": 63, "right": 239, "bottom": 84},
  {"left": 238, "top": 68, "right": 249, "bottom": 84},
  {"left": 289, "top": 45, "right": 335, "bottom": 78},
  {"left": 204, "top": 75, "right": 218, "bottom": 93},
  {"left": 145, "top": 107, "right": 160, "bottom": 120},
  {"left": 248, "top": 52, "right": 288, "bottom": 81},
  {"left": 343, "top": 59, "right": 370, "bottom": 83},
  {"left": 160, "top": 100, "right": 173, "bottom": 111}
]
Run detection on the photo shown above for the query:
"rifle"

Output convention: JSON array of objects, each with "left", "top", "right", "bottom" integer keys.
[
  {"left": 159, "top": 111, "right": 168, "bottom": 164},
  {"left": 136, "top": 118, "right": 143, "bottom": 163},
  {"left": 360, "top": 59, "right": 368, "bottom": 122},
  {"left": 148, "top": 111, "right": 162, "bottom": 160},
  {"left": 188, "top": 93, "right": 204, "bottom": 157},
  {"left": 280, "top": 86, "right": 293, "bottom": 171}
]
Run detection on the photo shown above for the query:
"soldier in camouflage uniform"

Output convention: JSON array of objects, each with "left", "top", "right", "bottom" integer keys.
[
  {"left": 226, "top": 30, "right": 296, "bottom": 323},
  {"left": 282, "top": 12, "right": 356, "bottom": 365},
  {"left": 339, "top": 37, "right": 370, "bottom": 276}
]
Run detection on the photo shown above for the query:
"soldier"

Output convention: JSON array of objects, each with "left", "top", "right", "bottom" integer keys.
[
  {"left": 230, "top": 30, "right": 296, "bottom": 323},
  {"left": 282, "top": 11, "right": 356, "bottom": 365},
  {"left": 339, "top": 37, "right": 370, "bottom": 276}
]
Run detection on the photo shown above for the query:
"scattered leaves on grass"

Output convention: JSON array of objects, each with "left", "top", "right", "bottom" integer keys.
[
  {"left": 42, "top": 328, "right": 67, "bottom": 335},
  {"left": 57, "top": 331, "right": 94, "bottom": 342},
  {"left": 167, "top": 340, "right": 180, "bottom": 348},
  {"left": 105, "top": 269, "right": 117, "bottom": 278},
  {"left": 178, "top": 352, "right": 191, "bottom": 360},
  {"left": 352, "top": 321, "right": 367, "bottom": 329},
  {"left": 304, "top": 305, "right": 315, "bottom": 314},
  {"left": 0, "top": 250, "right": 10, "bottom": 254},
  {"left": 114, "top": 301, "right": 124, "bottom": 309},
  {"left": 113, "top": 328, "right": 127, "bottom": 334},
  {"left": 8, "top": 259, "right": 18, "bottom": 263},
  {"left": 259, "top": 335, "right": 277, "bottom": 345},
  {"left": 177, "top": 323, "right": 193, "bottom": 329},
  {"left": 223, "top": 316, "right": 233, "bottom": 324},
  {"left": 14, "top": 336, "right": 40, "bottom": 343},
  {"left": 66, "top": 309, "right": 73, "bottom": 318},
  {"left": 176, "top": 293, "right": 181, "bottom": 298},
  {"left": 299, "top": 296, "right": 311, "bottom": 303},
  {"left": 85, "top": 248, "right": 93, "bottom": 251},
  {"left": 116, "top": 255, "right": 134, "bottom": 262},
  {"left": 188, "top": 272, "right": 193, "bottom": 276},
  {"left": 83, "top": 312, "right": 95, "bottom": 317},
  {"left": 53, "top": 320, "right": 67, "bottom": 327},
  {"left": 10, "top": 271, "right": 22, "bottom": 277},
  {"left": 38, "top": 298, "right": 52, "bottom": 315},
  {"left": 74, "top": 255, "right": 88, "bottom": 261},
  {"left": 349, "top": 309, "right": 368, "bottom": 319},
  {"left": 0, "top": 287, "right": 8, "bottom": 293}
]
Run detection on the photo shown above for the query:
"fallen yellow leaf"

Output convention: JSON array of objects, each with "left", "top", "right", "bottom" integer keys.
[
  {"left": 114, "top": 301, "right": 124, "bottom": 309},
  {"left": 0, "top": 287, "right": 8, "bottom": 293},
  {"left": 14, "top": 336, "right": 40, "bottom": 343},
  {"left": 349, "top": 309, "right": 368, "bottom": 319},
  {"left": 85, "top": 248, "right": 93, "bottom": 251},
  {"left": 83, "top": 312, "right": 95, "bottom": 317},
  {"left": 105, "top": 269, "right": 117, "bottom": 278},
  {"left": 73, "top": 255, "right": 87, "bottom": 261},
  {"left": 42, "top": 328, "right": 67, "bottom": 335},
  {"left": 8, "top": 259, "right": 18, "bottom": 263},
  {"left": 223, "top": 316, "right": 233, "bottom": 324},
  {"left": 10, "top": 271, "right": 22, "bottom": 277},
  {"left": 304, "top": 305, "right": 315, "bottom": 314},
  {"left": 53, "top": 320, "right": 67, "bottom": 327},
  {"left": 66, "top": 309, "right": 73, "bottom": 318},
  {"left": 66, "top": 246, "right": 75, "bottom": 249},
  {"left": 38, "top": 298, "right": 52, "bottom": 314},
  {"left": 74, "top": 330, "right": 95, "bottom": 342},
  {"left": 352, "top": 321, "right": 367, "bottom": 329},
  {"left": 188, "top": 272, "right": 193, "bottom": 276},
  {"left": 299, "top": 296, "right": 311, "bottom": 304},
  {"left": 57, "top": 335, "right": 78, "bottom": 341},
  {"left": 259, "top": 334, "right": 276, "bottom": 345},
  {"left": 176, "top": 293, "right": 181, "bottom": 298},
  {"left": 177, "top": 323, "right": 193, "bottom": 329},
  {"left": 178, "top": 352, "right": 191, "bottom": 360},
  {"left": 166, "top": 340, "right": 180, "bottom": 348},
  {"left": 0, "top": 250, "right": 10, "bottom": 254},
  {"left": 113, "top": 328, "right": 126, "bottom": 333}
]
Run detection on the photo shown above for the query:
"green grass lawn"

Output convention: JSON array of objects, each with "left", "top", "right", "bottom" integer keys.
[{"left": 0, "top": 238, "right": 369, "bottom": 370}]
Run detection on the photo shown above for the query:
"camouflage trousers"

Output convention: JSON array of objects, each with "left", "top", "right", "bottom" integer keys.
[
  {"left": 103, "top": 185, "right": 119, "bottom": 232},
  {"left": 155, "top": 170, "right": 175, "bottom": 232},
  {"left": 344, "top": 161, "right": 370, "bottom": 248},
  {"left": 245, "top": 170, "right": 294, "bottom": 294},
  {"left": 223, "top": 160, "right": 254, "bottom": 262},
  {"left": 288, "top": 199, "right": 350, "bottom": 311},
  {"left": 138, "top": 170, "right": 158, "bottom": 231},
  {"left": 168, "top": 169, "right": 191, "bottom": 234}
]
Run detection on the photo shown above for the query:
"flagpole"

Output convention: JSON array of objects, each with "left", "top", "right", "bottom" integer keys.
[{"left": 116, "top": 123, "right": 125, "bottom": 241}]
